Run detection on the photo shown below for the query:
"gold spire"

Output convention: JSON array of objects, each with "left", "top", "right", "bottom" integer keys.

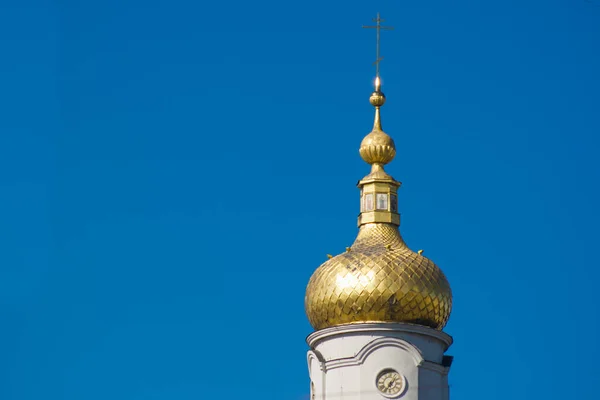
[
  {"left": 359, "top": 77, "right": 396, "bottom": 170},
  {"left": 357, "top": 77, "right": 400, "bottom": 227},
  {"left": 304, "top": 14, "right": 453, "bottom": 332},
  {"left": 360, "top": 14, "right": 396, "bottom": 170}
]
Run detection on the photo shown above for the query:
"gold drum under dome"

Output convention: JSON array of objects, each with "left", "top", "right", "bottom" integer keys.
[{"left": 305, "top": 224, "right": 452, "bottom": 331}]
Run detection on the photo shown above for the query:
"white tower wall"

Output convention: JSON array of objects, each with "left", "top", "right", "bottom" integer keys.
[{"left": 307, "top": 323, "right": 452, "bottom": 400}]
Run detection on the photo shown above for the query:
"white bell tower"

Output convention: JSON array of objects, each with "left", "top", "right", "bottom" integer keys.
[{"left": 307, "top": 323, "right": 453, "bottom": 400}]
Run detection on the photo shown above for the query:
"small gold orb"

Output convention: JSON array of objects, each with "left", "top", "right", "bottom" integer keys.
[{"left": 369, "top": 90, "right": 386, "bottom": 107}]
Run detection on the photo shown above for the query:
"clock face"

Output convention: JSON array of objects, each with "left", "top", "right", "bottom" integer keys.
[{"left": 376, "top": 370, "right": 404, "bottom": 397}]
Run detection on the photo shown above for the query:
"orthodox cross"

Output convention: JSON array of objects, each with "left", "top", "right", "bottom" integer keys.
[{"left": 362, "top": 13, "right": 394, "bottom": 79}]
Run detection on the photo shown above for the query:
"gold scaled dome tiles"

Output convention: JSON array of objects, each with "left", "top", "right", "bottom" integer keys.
[{"left": 305, "top": 223, "right": 452, "bottom": 331}]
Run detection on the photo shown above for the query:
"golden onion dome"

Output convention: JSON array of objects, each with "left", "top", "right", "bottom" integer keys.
[
  {"left": 304, "top": 224, "right": 452, "bottom": 331},
  {"left": 304, "top": 77, "right": 452, "bottom": 331}
]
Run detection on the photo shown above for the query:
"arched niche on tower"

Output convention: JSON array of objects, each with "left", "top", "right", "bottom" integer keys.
[{"left": 307, "top": 350, "right": 325, "bottom": 400}]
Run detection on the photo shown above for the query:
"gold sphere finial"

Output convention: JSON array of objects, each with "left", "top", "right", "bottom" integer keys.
[
  {"left": 359, "top": 76, "right": 396, "bottom": 166},
  {"left": 369, "top": 77, "right": 386, "bottom": 107},
  {"left": 369, "top": 91, "right": 386, "bottom": 107}
]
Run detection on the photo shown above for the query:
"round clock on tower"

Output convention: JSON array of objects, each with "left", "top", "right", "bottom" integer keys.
[
  {"left": 376, "top": 370, "right": 405, "bottom": 397},
  {"left": 304, "top": 13, "right": 454, "bottom": 400}
]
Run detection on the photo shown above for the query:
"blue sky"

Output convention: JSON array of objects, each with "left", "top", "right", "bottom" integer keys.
[{"left": 1, "top": 0, "right": 600, "bottom": 399}]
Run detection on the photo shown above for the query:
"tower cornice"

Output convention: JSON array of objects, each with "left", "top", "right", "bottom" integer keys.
[{"left": 306, "top": 322, "right": 453, "bottom": 350}]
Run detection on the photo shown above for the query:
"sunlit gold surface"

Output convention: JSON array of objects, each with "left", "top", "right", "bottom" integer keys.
[
  {"left": 358, "top": 90, "right": 399, "bottom": 226},
  {"left": 304, "top": 38, "right": 453, "bottom": 331},
  {"left": 359, "top": 128, "right": 395, "bottom": 166},
  {"left": 305, "top": 223, "right": 452, "bottom": 330},
  {"left": 360, "top": 91, "right": 395, "bottom": 166},
  {"left": 370, "top": 89, "right": 386, "bottom": 107}
]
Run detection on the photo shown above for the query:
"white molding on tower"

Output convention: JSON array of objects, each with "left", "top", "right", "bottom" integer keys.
[{"left": 306, "top": 323, "right": 453, "bottom": 400}]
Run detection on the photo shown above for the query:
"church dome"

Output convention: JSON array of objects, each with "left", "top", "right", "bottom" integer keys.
[
  {"left": 304, "top": 79, "right": 452, "bottom": 331},
  {"left": 304, "top": 224, "right": 452, "bottom": 330}
]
